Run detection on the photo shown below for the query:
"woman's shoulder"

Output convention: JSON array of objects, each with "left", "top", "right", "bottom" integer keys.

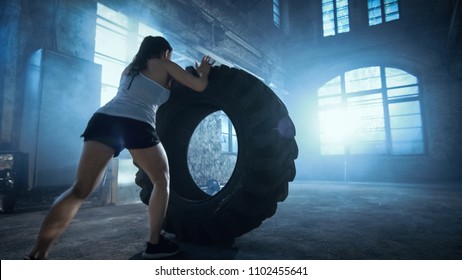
[
  {"left": 148, "top": 57, "right": 168, "bottom": 66},
  {"left": 146, "top": 59, "right": 172, "bottom": 74}
]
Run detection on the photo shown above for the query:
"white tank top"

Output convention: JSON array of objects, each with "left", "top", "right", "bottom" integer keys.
[{"left": 96, "top": 72, "right": 170, "bottom": 129}]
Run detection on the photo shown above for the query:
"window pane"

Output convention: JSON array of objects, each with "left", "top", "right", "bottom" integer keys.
[
  {"left": 368, "top": 0, "right": 399, "bottom": 25},
  {"left": 221, "top": 133, "right": 229, "bottom": 152},
  {"left": 386, "top": 68, "right": 417, "bottom": 87},
  {"left": 391, "top": 128, "right": 424, "bottom": 155},
  {"left": 384, "top": 0, "right": 400, "bottom": 22},
  {"left": 94, "top": 54, "right": 125, "bottom": 87},
  {"left": 389, "top": 101, "right": 421, "bottom": 116},
  {"left": 336, "top": 0, "right": 350, "bottom": 33},
  {"left": 273, "top": 6, "right": 279, "bottom": 14},
  {"left": 221, "top": 114, "right": 229, "bottom": 134},
  {"left": 323, "top": 11, "right": 335, "bottom": 21},
  {"left": 322, "top": 0, "right": 334, "bottom": 11},
  {"left": 322, "top": 1, "right": 335, "bottom": 36},
  {"left": 273, "top": 0, "right": 280, "bottom": 24},
  {"left": 318, "top": 77, "right": 341, "bottom": 96},
  {"left": 96, "top": 17, "right": 127, "bottom": 35},
  {"left": 319, "top": 96, "right": 342, "bottom": 106},
  {"left": 221, "top": 113, "right": 230, "bottom": 152},
  {"left": 389, "top": 101, "right": 422, "bottom": 131},
  {"left": 387, "top": 86, "right": 419, "bottom": 100},
  {"left": 347, "top": 93, "right": 386, "bottom": 154},
  {"left": 390, "top": 114, "right": 422, "bottom": 129},
  {"left": 95, "top": 25, "right": 129, "bottom": 61},
  {"left": 369, "top": 12, "right": 382, "bottom": 25},
  {"left": 219, "top": 113, "right": 237, "bottom": 154},
  {"left": 274, "top": 17, "right": 281, "bottom": 27},
  {"left": 97, "top": 3, "right": 129, "bottom": 27},
  {"left": 336, "top": 0, "right": 348, "bottom": 8},
  {"left": 389, "top": 101, "right": 423, "bottom": 155},
  {"left": 368, "top": 0, "right": 381, "bottom": 9},
  {"left": 385, "top": 12, "right": 400, "bottom": 22},
  {"left": 337, "top": 6, "right": 349, "bottom": 16},
  {"left": 368, "top": 0, "right": 382, "bottom": 25},
  {"left": 323, "top": 0, "right": 336, "bottom": 36},
  {"left": 345, "top": 66, "right": 381, "bottom": 92},
  {"left": 337, "top": 18, "right": 350, "bottom": 33},
  {"left": 323, "top": 26, "right": 336, "bottom": 37},
  {"left": 232, "top": 135, "right": 238, "bottom": 153},
  {"left": 319, "top": 108, "right": 347, "bottom": 153},
  {"left": 385, "top": 4, "right": 399, "bottom": 15}
]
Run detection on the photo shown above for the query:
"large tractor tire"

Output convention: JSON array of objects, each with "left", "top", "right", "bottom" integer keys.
[{"left": 136, "top": 65, "right": 298, "bottom": 244}]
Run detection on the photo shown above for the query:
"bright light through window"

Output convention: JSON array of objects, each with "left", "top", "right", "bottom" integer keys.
[
  {"left": 95, "top": 3, "right": 164, "bottom": 106},
  {"left": 318, "top": 66, "right": 424, "bottom": 156}
]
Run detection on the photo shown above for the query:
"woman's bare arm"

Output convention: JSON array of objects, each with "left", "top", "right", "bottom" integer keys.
[{"left": 163, "top": 56, "right": 213, "bottom": 92}]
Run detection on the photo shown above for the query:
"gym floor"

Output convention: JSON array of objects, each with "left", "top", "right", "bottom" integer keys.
[{"left": 0, "top": 181, "right": 461, "bottom": 260}]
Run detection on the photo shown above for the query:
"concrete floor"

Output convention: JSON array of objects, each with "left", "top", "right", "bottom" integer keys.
[{"left": 0, "top": 181, "right": 461, "bottom": 260}]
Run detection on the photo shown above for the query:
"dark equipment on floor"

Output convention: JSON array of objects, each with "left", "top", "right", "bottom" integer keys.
[{"left": 0, "top": 152, "right": 28, "bottom": 213}]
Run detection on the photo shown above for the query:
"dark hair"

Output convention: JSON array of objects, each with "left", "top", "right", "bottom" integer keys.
[{"left": 124, "top": 36, "right": 172, "bottom": 76}]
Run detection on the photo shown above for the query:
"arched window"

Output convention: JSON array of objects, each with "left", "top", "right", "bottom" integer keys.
[{"left": 317, "top": 66, "right": 425, "bottom": 156}]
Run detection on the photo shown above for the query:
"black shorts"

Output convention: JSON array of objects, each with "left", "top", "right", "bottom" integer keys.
[{"left": 81, "top": 113, "right": 160, "bottom": 157}]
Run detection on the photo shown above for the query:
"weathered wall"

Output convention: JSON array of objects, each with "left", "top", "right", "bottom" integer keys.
[{"left": 0, "top": 0, "right": 97, "bottom": 149}]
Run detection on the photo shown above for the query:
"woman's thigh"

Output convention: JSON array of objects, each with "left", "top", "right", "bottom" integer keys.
[
  {"left": 129, "top": 143, "right": 169, "bottom": 183},
  {"left": 74, "top": 140, "right": 114, "bottom": 196}
]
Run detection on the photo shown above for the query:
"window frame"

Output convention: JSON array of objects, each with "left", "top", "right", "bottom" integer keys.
[
  {"left": 317, "top": 65, "right": 426, "bottom": 157},
  {"left": 220, "top": 112, "right": 238, "bottom": 155},
  {"left": 368, "top": 0, "right": 400, "bottom": 26},
  {"left": 273, "top": 0, "right": 281, "bottom": 28},
  {"left": 322, "top": 0, "right": 351, "bottom": 37}
]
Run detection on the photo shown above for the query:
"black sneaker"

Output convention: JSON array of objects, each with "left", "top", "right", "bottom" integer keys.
[{"left": 142, "top": 235, "right": 180, "bottom": 259}]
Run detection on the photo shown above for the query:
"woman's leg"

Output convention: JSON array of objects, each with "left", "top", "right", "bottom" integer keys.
[
  {"left": 129, "top": 143, "right": 169, "bottom": 245},
  {"left": 27, "top": 141, "right": 114, "bottom": 259}
]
